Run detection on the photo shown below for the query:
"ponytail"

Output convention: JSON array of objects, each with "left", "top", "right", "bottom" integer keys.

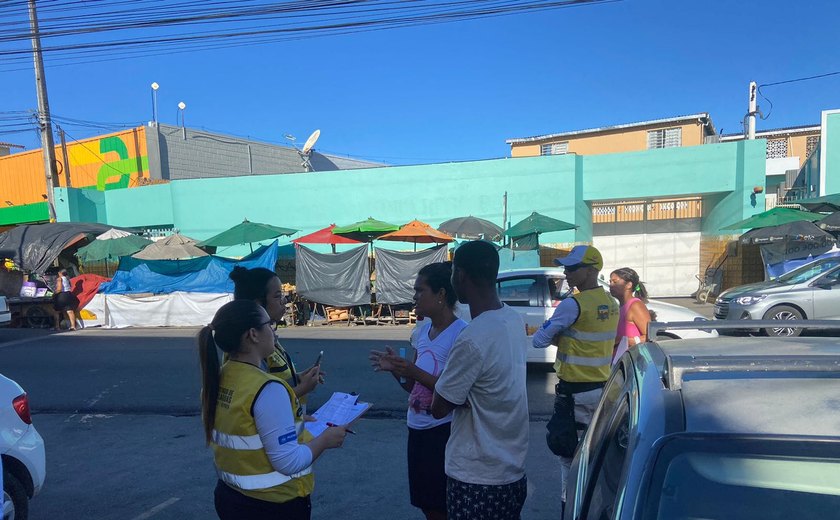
[
  {"left": 611, "top": 267, "right": 649, "bottom": 302},
  {"left": 198, "top": 325, "right": 221, "bottom": 445}
]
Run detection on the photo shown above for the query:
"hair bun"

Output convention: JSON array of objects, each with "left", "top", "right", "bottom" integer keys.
[{"left": 229, "top": 265, "right": 247, "bottom": 282}]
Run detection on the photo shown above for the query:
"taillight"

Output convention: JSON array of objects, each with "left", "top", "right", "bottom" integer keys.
[{"left": 13, "top": 393, "right": 32, "bottom": 425}]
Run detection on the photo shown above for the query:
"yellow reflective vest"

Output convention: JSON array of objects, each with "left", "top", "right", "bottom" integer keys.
[
  {"left": 211, "top": 361, "right": 315, "bottom": 502},
  {"left": 554, "top": 288, "right": 619, "bottom": 383}
]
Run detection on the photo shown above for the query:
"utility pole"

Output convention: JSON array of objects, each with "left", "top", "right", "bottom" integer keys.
[
  {"left": 58, "top": 127, "right": 71, "bottom": 187},
  {"left": 747, "top": 81, "right": 757, "bottom": 140},
  {"left": 502, "top": 191, "right": 508, "bottom": 247},
  {"left": 28, "top": 0, "right": 58, "bottom": 221}
]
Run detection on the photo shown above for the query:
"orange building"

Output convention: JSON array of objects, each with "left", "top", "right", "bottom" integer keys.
[
  {"left": 506, "top": 113, "right": 717, "bottom": 157},
  {"left": 0, "top": 127, "right": 149, "bottom": 225}
]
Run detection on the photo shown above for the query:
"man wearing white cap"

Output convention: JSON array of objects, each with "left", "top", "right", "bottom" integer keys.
[{"left": 533, "top": 244, "right": 618, "bottom": 515}]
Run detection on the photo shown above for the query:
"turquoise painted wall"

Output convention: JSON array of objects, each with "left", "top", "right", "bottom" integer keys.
[
  {"left": 63, "top": 139, "right": 765, "bottom": 249},
  {"left": 169, "top": 155, "right": 581, "bottom": 256},
  {"left": 104, "top": 183, "right": 174, "bottom": 228},
  {"left": 55, "top": 187, "right": 107, "bottom": 223},
  {"left": 824, "top": 112, "right": 840, "bottom": 196}
]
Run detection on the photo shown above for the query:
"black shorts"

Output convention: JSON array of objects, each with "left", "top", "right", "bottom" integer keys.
[
  {"left": 53, "top": 291, "right": 79, "bottom": 312},
  {"left": 407, "top": 422, "right": 451, "bottom": 512},
  {"left": 214, "top": 480, "right": 311, "bottom": 520}
]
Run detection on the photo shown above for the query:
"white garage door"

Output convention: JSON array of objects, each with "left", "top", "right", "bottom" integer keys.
[{"left": 593, "top": 232, "right": 700, "bottom": 297}]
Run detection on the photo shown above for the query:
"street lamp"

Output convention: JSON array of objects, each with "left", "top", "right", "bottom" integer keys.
[
  {"left": 150, "top": 82, "right": 159, "bottom": 124},
  {"left": 177, "top": 101, "right": 186, "bottom": 127}
]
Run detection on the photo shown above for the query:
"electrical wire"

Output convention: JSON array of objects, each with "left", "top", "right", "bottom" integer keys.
[{"left": 757, "top": 70, "right": 840, "bottom": 121}]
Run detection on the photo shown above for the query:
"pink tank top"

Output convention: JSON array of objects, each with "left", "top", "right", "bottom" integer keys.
[{"left": 617, "top": 298, "right": 643, "bottom": 339}]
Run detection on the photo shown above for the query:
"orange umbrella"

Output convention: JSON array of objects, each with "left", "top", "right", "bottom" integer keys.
[{"left": 378, "top": 219, "right": 454, "bottom": 250}]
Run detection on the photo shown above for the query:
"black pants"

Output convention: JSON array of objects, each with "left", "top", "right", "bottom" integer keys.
[{"left": 214, "top": 480, "right": 311, "bottom": 520}]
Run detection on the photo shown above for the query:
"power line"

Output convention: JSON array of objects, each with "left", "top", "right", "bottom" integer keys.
[{"left": 757, "top": 69, "right": 840, "bottom": 121}]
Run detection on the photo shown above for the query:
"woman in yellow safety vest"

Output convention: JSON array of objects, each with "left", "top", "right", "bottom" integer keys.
[
  {"left": 229, "top": 266, "right": 324, "bottom": 406},
  {"left": 199, "top": 299, "right": 346, "bottom": 519}
]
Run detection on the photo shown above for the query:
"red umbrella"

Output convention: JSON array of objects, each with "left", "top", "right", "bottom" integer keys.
[{"left": 292, "top": 224, "right": 363, "bottom": 253}]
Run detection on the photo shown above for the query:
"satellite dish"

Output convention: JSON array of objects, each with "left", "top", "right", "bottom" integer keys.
[{"left": 301, "top": 129, "right": 320, "bottom": 155}]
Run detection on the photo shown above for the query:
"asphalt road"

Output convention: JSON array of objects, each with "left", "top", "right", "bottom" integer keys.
[{"left": 0, "top": 326, "right": 562, "bottom": 520}]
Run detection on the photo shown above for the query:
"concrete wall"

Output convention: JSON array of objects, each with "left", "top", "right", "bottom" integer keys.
[{"left": 150, "top": 124, "right": 380, "bottom": 181}]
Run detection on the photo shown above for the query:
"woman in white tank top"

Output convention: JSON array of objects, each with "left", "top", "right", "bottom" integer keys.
[{"left": 370, "top": 262, "right": 467, "bottom": 520}]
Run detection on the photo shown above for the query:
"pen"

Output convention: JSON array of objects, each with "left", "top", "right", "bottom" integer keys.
[
  {"left": 327, "top": 422, "right": 356, "bottom": 435},
  {"left": 314, "top": 350, "right": 323, "bottom": 366}
]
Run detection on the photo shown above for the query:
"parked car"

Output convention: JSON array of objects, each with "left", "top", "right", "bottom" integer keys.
[
  {"left": 0, "top": 296, "right": 10, "bottom": 327},
  {"left": 1, "top": 374, "right": 46, "bottom": 520},
  {"left": 714, "top": 255, "right": 840, "bottom": 336},
  {"left": 495, "top": 268, "right": 716, "bottom": 363},
  {"left": 564, "top": 326, "right": 840, "bottom": 519}
]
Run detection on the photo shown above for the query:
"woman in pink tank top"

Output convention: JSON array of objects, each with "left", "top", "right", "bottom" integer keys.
[{"left": 608, "top": 267, "right": 654, "bottom": 361}]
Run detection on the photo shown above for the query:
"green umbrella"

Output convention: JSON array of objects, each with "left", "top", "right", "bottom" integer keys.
[
  {"left": 504, "top": 211, "right": 577, "bottom": 237},
  {"left": 76, "top": 234, "right": 152, "bottom": 263},
  {"left": 332, "top": 217, "right": 400, "bottom": 242},
  {"left": 197, "top": 219, "right": 298, "bottom": 252},
  {"left": 721, "top": 207, "right": 822, "bottom": 230},
  {"left": 791, "top": 193, "right": 840, "bottom": 213}
]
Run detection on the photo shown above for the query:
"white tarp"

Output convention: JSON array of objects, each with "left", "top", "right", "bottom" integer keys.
[{"left": 82, "top": 292, "right": 232, "bottom": 328}]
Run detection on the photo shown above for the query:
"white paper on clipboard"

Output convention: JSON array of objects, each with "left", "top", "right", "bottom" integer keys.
[{"left": 305, "top": 392, "right": 371, "bottom": 436}]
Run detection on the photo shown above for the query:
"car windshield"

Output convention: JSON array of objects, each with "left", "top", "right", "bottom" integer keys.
[
  {"left": 777, "top": 258, "right": 840, "bottom": 285},
  {"left": 645, "top": 438, "right": 840, "bottom": 519}
]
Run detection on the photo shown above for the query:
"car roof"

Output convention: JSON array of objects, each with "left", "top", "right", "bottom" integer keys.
[
  {"left": 497, "top": 267, "right": 564, "bottom": 277},
  {"left": 632, "top": 337, "right": 840, "bottom": 438}
]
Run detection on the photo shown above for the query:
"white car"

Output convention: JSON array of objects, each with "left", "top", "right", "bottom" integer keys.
[
  {"left": 496, "top": 268, "right": 717, "bottom": 363},
  {"left": 0, "top": 297, "right": 10, "bottom": 327},
  {"left": 1, "top": 374, "right": 46, "bottom": 520}
]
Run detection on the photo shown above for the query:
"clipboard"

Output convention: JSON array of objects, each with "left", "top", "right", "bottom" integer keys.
[{"left": 305, "top": 392, "right": 372, "bottom": 436}]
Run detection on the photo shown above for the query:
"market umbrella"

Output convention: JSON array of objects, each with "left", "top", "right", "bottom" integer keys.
[
  {"left": 721, "top": 207, "right": 823, "bottom": 230},
  {"left": 792, "top": 193, "right": 840, "bottom": 213},
  {"left": 740, "top": 220, "right": 835, "bottom": 244},
  {"left": 292, "top": 224, "right": 363, "bottom": 253},
  {"left": 438, "top": 216, "right": 504, "bottom": 241},
  {"left": 197, "top": 219, "right": 298, "bottom": 252},
  {"left": 133, "top": 233, "right": 209, "bottom": 260},
  {"left": 377, "top": 219, "right": 454, "bottom": 251},
  {"left": 333, "top": 217, "right": 400, "bottom": 278},
  {"left": 76, "top": 230, "right": 152, "bottom": 273},
  {"left": 818, "top": 211, "right": 840, "bottom": 232},
  {"left": 505, "top": 211, "right": 577, "bottom": 237},
  {"left": 332, "top": 217, "right": 400, "bottom": 242}
]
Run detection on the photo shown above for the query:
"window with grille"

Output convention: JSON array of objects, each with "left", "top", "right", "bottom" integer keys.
[
  {"left": 806, "top": 135, "right": 820, "bottom": 158},
  {"left": 647, "top": 128, "right": 681, "bottom": 149},
  {"left": 766, "top": 138, "right": 788, "bottom": 159},
  {"left": 540, "top": 142, "right": 569, "bottom": 156}
]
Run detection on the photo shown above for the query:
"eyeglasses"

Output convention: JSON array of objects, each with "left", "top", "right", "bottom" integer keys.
[{"left": 257, "top": 319, "right": 276, "bottom": 330}]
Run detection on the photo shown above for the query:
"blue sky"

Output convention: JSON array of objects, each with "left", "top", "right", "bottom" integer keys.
[{"left": 4, "top": 0, "right": 840, "bottom": 165}]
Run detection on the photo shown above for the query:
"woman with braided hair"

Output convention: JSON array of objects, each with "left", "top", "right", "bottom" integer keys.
[{"left": 608, "top": 267, "right": 654, "bottom": 363}]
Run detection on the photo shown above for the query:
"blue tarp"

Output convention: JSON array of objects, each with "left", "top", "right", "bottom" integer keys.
[{"left": 99, "top": 241, "right": 279, "bottom": 294}]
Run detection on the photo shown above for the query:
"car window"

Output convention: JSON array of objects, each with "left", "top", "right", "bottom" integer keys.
[
  {"left": 583, "top": 396, "right": 630, "bottom": 520},
  {"left": 587, "top": 364, "right": 627, "bottom": 469},
  {"left": 645, "top": 439, "right": 840, "bottom": 520},
  {"left": 547, "top": 277, "right": 570, "bottom": 304},
  {"left": 497, "top": 277, "right": 542, "bottom": 307},
  {"left": 778, "top": 258, "right": 840, "bottom": 284},
  {"left": 815, "top": 267, "right": 840, "bottom": 285}
]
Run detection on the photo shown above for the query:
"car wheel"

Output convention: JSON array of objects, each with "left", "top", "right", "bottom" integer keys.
[
  {"left": 3, "top": 470, "right": 29, "bottom": 520},
  {"left": 762, "top": 305, "right": 803, "bottom": 337}
]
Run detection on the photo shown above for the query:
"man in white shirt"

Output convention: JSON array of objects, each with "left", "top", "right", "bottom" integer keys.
[{"left": 432, "top": 240, "right": 530, "bottom": 520}]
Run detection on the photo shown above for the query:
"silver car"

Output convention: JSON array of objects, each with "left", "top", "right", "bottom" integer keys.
[
  {"left": 496, "top": 268, "right": 717, "bottom": 363},
  {"left": 714, "top": 256, "right": 840, "bottom": 336}
]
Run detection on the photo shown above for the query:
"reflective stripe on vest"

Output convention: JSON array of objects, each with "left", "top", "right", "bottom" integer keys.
[
  {"left": 217, "top": 466, "right": 313, "bottom": 491},
  {"left": 556, "top": 352, "right": 613, "bottom": 367},
  {"left": 555, "top": 289, "right": 619, "bottom": 383},
  {"left": 211, "top": 361, "right": 315, "bottom": 502}
]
